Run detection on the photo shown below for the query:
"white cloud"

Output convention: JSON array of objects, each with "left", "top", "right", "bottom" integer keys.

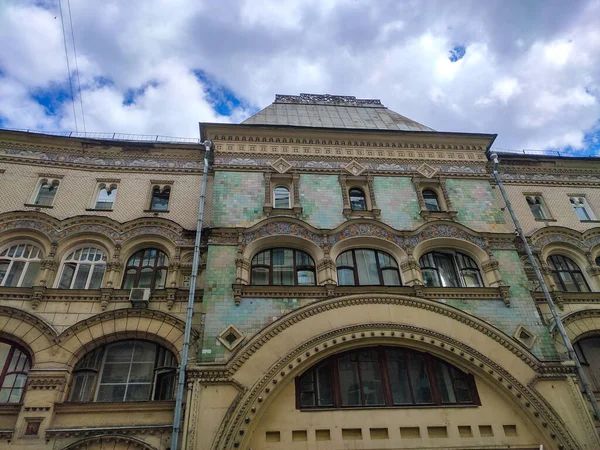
[{"left": 0, "top": 0, "right": 599, "bottom": 153}]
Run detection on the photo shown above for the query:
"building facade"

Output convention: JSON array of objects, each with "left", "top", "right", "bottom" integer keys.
[{"left": 0, "top": 94, "right": 598, "bottom": 450}]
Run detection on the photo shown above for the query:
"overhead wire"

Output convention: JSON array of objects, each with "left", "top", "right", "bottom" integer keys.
[
  {"left": 58, "top": 0, "right": 78, "bottom": 131},
  {"left": 67, "top": 0, "right": 86, "bottom": 132}
]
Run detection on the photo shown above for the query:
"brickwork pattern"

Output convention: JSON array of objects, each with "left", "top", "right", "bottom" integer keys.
[
  {"left": 446, "top": 179, "right": 506, "bottom": 232},
  {"left": 211, "top": 171, "right": 265, "bottom": 227},
  {"left": 500, "top": 184, "right": 600, "bottom": 235},
  {"left": 375, "top": 176, "right": 421, "bottom": 229},
  {"left": 0, "top": 162, "right": 202, "bottom": 229},
  {"left": 298, "top": 174, "right": 345, "bottom": 228}
]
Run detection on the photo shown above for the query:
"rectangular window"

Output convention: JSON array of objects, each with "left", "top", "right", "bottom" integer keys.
[
  {"left": 34, "top": 178, "right": 60, "bottom": 206},
  {"left": 569, "top": 196, "right": 595, "bottom": 221},
  {"left": 150, "top": 185, "right": 172, "bottom": 211},
  {"left": 94, "top": 183, "right": 118, "bottom": 210},
  {"left": 525, "top": 195, "right": 550, "bottom": 220}
]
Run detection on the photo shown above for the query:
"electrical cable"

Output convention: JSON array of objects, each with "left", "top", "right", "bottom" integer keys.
[
  {"left": 67, "top": 0, "right": 86, "bottom": 132},
  {"left": 58, "top": 0, "right": 78, "bottom": 131}
]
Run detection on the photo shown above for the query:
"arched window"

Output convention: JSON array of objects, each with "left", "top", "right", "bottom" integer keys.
[
  {"left": 150, "top": 185, "right": 171, "bottom": 211},
  {"left": 419, "top": 251, "right": 483, "bottom": 287},
  {"left": 57, "top": 247, "right": 107, "bottom": 289},
  {"left": 69, "top": 340, "right": 176, "bottom": 403},
  {"left": 297, "top": 346, "right": 478, "bottom": 409},
  {"left": 273, "top": 186, "right": 290, "bottom": 209},
  {"left": 574, "top": 336, "right": 600, "bottom": 392},
  {"left": 0, "top": 340, "right": 30, "bottom": 404},
  {"left": 0, "top": 243, "right": 42, "bottom": 288},
  {"left": 336, "top": 249, "right": 401, "bottom": 286},
  {"left": 423, "top": 189, "right": 440, "bottom": 212},
  {"left": 95, "top": 183, "right": 118, "bottom": 210},
  {"left": 547, "top": 255, "right": 590, "bottom": 292},
  {"left": 122, "top": 249, "right": 169, "bottom": 290},
  {"left": 349, "top": 188, "right": 366, "bottom": 211},
  {"left": 251, "top": 248, "right": 315, "bottom": 285}
]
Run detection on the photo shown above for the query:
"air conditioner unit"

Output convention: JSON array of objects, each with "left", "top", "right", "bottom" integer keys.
[{"left": 129, "top": 288, "right": 151, "bottom": 308}]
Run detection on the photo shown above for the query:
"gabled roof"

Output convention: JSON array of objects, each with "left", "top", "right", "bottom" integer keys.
[{"left": 242, "top": 93, "right": 435, "bottom": 132}]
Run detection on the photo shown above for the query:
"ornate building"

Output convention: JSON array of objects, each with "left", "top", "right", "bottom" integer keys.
[{"left": 0, "top": 94, "right": 598, "bottom": 450}]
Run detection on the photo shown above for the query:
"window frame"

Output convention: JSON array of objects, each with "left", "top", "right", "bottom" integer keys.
[
  {"left": 148, "top": 183, "right": 173, "bottom": 212},
  {"left": 525, "top": 195, "right": 551, "bottom": 220},
  {"left": 55, "top": 246, "right": 108, "bottom": 290},
  {"left": 422, "top": 189, "right": 441, "bottom": 212},
  {"left": 295, "top": 346, "right": 480, "bottom": 410},
  {"left": 93, "top": 183, "right": 118, "bottom": 210},
  {"left": 419, "top": 250, "right": 483, "bottom": 288},
  {"left": 0, "top": 242, "right": 43, "bottom": 288},
  {"left": 0, "top": 339, "right": 31, "bottom": 404},
  {"left": 336, "top": 249, "right": 401, "bottom": 287},
  {"left": 121, "top": 248, "right": 169, "bottom": 290},
  {"left": 68, "top": 340, "right": 176, "bottom": 403},
  {"left": 348, "top": 187, "right": 367, "bottom": 211},
  {"left": 547, "top": 254, "right": 590, "bottom": 293},
  {"left": 33, "top": 178, "right": 60, "bottom": 207},
  {"left": 273, "top": 185, "right": 291, "bottom": 209},
  {"left": 250, "top": 248, "right": 316, "bottom": 286},
  {"left": 569, "top": 196, "right": 595, "bottom": 221}
]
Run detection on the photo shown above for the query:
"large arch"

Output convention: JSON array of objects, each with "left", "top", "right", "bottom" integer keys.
[
  {"left": 194, "top": 294, "right": 593, "bottom": 450},
  {"left": 61, "top": 435, "right": 159, "bottom": 450}
]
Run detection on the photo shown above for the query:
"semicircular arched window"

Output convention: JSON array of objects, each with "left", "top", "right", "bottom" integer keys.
[
  {"left": 297, "top": 346, "right": 479, "bottom": 409},
  {"left": 547, "top": 255, "right": 590, "bottom": 292},
  {"left": 336, "top": 249, "right": 401, "bottom": 286},
  {"left": 251, "top": 248, "right": 315, "bottom": 285},
  {"left": 122, "top": 248, "right": 169, "bottom": 290},
  {"left": 419, "top": 250, "right": 483, "bottom": 287},
  {"left": 0, "top": 243, "right": 43, "bottom": 288},
  {"left": 57, "top": 247, "right": 107, "bottom": 289},
  {"left": 69, "top": 340, "right": 177, "bottom": 403},
  {"left": 0, "top": 340, "right": 31, "bottom": 404}
]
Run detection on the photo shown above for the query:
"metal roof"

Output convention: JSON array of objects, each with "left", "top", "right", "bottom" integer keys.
[{"left": 242, "top": 93, "right": 435, "bottom": 132}]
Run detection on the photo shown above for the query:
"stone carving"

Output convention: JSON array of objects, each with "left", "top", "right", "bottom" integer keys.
[
  {"left": 416, "top": 162, "right": 439, "bottom": 178},
  {"left": 343, "top": 160, "right": 366, "bottom": 176},
  {"left": 275, "top": 93, "right": 382, "bottom": 106},
  {"left": 269, "top": 157, "right": 292, "bottom": 174}
]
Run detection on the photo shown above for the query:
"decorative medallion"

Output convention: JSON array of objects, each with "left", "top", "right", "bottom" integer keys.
[
  {"left": 343, "top": 160, "right": 366, "bottom": 176},
  {"left": 417, "top": 162, "right": 439, "bottom": 178},
  {"left": 270, "top": 157, "right": 293, "bottom": 174},
  {"left": 218, "top": 325, "right": 245, "bottom": 351}
]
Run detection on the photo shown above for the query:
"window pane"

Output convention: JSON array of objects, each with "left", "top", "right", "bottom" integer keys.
[
  {"left": 272, "top": 249, "right": 294, "bottom": 285},
  {"left": 21, "top": 262, "right": 40, "bottom": 288},
  {"left": 355, "top": 249, "right": 379, "bottom": 285},
  {"left": 559, "top": 272, "right": 578, "bottom": 292},
  {"left": 296, "top": 251, "right": 313, "bottom": 267},
  {"left": 407, "top": 354, "right": 433, "bottom": 404},
  {"left": 575, "top": 205, "right": 591, "bottom": 220},
  {"left": 73, "top": 264, "right": 91, "bottom": 289},
  {"left": 336, "top": 251, "right": 354, "bottom": 267},
  {"left": 423, "top": 190, "right": 440, "bottom": 212},
  {"left": 315, "top": 363, "right": 333, "bottom": 406},
  {"left": 106, "top": 342, "right": 134, "bottom": 362},
  {"left": 434, "top": 362, "right": 457, "bottom": 403},
  {"left": 461, "top": 269, "right": 482, "bottom": 287},
  {"left": 123, "top": 269, "right": 136, "bottom": 289},
  {"left": 59, "top": 263, "right": 76, "bottom": 289},
  {"left": 451, "top": 367, "right": 473, "bottom": 403},
  {"left": 274, "top": 186, "right": 290, "bottom": 208},
  {"left": 0, "top": 261, "right": 8, "bottom": 285},
  {"left": 386, "top": 350, "right": 412, "bottom": 405},
  {"left": 337, "top": 268, "right": 355, "bottom": 286},
  {"left": 138, "top": 268, "right": 154, "bottom": 288},
  {"left": 155, "top": 371, "right": 175, "bottom": 400},
  {"left": 101, "top": 363, "right": 130, "bottom": 383},
  {"left": 338, "top": 356, "right": 361, "bottom": 406},
  {"left": 421, "top": 268, "right": 440, "bottom": 287},
  {"left": 129, "top": 363, "right": 154, "bottom": 382},
  {"left": 251, "top": 267, "right": 269, "bottom": 285},
  {"left": 0, "top": 343, "right": 10, "bottom": 370},
  {"left": 70, "top": 372, "right": 96, "bottom": 402},
  {"left": 573, "top": 273, "right": 590, "bottom": 292},
  {"left": 97, "top": 384, "right": 126, "bottom": 402},
  {"left": 125, "top": 384, "right": 152, "bottom": 401},
  {"left": 89, "top": 265, "right": 105, "bottom": 289},
  {"left": 435, "top": 254, "right": 459, "bottom": 287},
  {"left": 382, "top": 269, "right": 401, "bottom": 286},
  {"left": 297, "top": 270, "right": 315, "bottom": 285},
  {"left": 358, "top": 351, "right": 384, "bottom": 405},
  {"left": 349, "top": 189, "right": 366, "bottom": 211},
  {"left": 377, "top": 252, "right": 397, "bottom": 268},
  {"left": 5, "top": 261, "right": 24, "bottom": 287},
  {"left": 154, "top": 269, "right": 167, "bottom": 289}
]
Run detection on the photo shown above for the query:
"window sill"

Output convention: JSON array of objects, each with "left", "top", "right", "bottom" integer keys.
[
  {"left": 580, "top": 220, "right": 600, "bottom": 223},
  {"left": 0, "top": 403, "right": 22, "bottom": 414},
  {"left": 533, "top": 291, "right": 599, "bottom": 304},
  {"left": 263, "top": 206, "right": 303, "bottom": 217},
  {"left": 420, "top": 209, "right": 458, "bottom": 220},
  {"left": 23, "top": 203, "right": 53, "bottom": 209},
  {"left": 233, "top": 284, "right": 510, "bottom": 305},
  {"left": 343, "top": 208, "right": 381, "bottom": 219},
  {"left": 55, "top": 400, "right": 175, "bottom": 414},
  {"left": 534, "top": 218, "right": 557, "bottom": 222},
  {"left": 86, "top": 208, "right": 114, "bottom": 212},
  {"left": 143, "top": 209, "right": 170, "bottom": 214}
]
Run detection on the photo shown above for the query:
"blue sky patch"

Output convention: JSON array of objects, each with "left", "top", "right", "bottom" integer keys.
[
  {"left": 449, "top": 45, "right": 466, "bottom": 62},
  {"left": 548, "top": 121, "right": 600, "bottom": 157},
  {"left": 30, "top": 81, "right": 73, "bottom": 116},
  {"left": 122, "top": 80, "right": 159, "bottom": 106},
  {"left": 193, "top": 69, "right": 246, "bottom": 116}
]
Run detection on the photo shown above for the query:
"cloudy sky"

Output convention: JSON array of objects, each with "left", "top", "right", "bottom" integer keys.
[{"left": 1, "top": 0, "right": 599, "bottom": 154}]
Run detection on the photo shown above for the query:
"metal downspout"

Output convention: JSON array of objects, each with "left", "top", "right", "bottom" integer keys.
[
  {"left": 489, "top": 152, "right": 600, "bottom": 420},
  {"left": 170, "top": 139, "right": 212, "bottom": 450}
]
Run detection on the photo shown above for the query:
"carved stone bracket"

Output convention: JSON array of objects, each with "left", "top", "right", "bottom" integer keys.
[
  {"left": 30, "top": 286, "right": 46, "bottom": 310},
  {"left": 551, "top": 289, "right": 565, "bottom": 310},
  {"left": 499, "top": 285, "right": 511, "bottom": 307},
  {"left": 100, "top": 288, "right": 114, "bottom": 311}
]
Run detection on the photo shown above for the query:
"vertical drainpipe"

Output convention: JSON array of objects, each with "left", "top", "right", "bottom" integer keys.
[
  {"left": 489, "top": 152, "right": 600, "bottom": 421},
  {"left": 170, "top": 138, "right": 213, "bottom": 450}
]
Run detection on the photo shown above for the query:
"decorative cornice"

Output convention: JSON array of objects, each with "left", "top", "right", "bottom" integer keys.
[
  {"left": 47, "top": 428, "right": 169, "bottom": 441},
  {"left": 529, "top": 226, "right": 600, "bottom": 253}
]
